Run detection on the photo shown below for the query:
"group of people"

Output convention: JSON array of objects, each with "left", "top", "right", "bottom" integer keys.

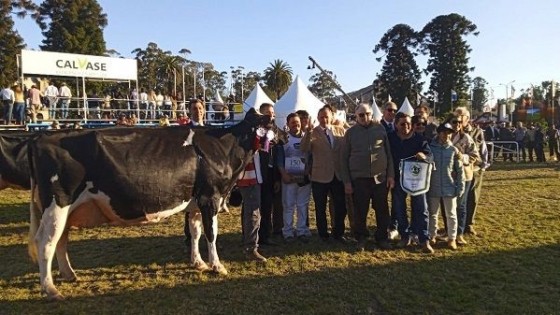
[
  {"left": 485, "top": 120, "right": 559, "bottom": 163},
  {"left": 226, "top": 100, "right": 491, "bottom": 262}
]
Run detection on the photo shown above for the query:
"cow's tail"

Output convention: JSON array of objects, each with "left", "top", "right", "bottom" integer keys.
[{"left": 28, "top": 181, "right": 40, "bottom": 263}]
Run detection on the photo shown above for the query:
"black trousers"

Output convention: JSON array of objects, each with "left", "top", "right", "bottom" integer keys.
[
  {"left": 259, "top": 168, "right": 283, "bottom": 242},
  {"left": 311, "top": 178, "right": 347, "bottom": 239},
  {"left": 351, "top": 178, "right": 390, "bottom": 242}
]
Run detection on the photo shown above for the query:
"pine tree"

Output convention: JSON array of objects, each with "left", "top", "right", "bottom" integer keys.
[
  {"left": 373, "top": 24, "right": 423, "bottom": 107},
  {"left": 420, "top": 13, "right": 479, "bottom": 115},
  {"left": 0, "top": 0, "right": 36, "bottom": 87},
  {"left": 35, "top": 0, "right": 107, "bottom": 55}
]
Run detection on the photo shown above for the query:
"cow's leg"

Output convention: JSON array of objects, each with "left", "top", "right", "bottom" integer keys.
[
  {"left": 55, "top": 229, "right": 77, "bottom": 282},
  {"left": 188, "top": 209, "right": 210, "bottom": 271},
  {"left": 206, "top": 213, "right": 227, "bottom": 275},
  {"left": 36, "top": 203, "right": 70, "bottom": 301}
]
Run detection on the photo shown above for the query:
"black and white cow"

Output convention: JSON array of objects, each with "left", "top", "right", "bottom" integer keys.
[
  {"left": 27, "top": 109, "right": 271, "bottom": 300},
  {"left": 0, "top": 131, "right": 34, "bottom": 190}
]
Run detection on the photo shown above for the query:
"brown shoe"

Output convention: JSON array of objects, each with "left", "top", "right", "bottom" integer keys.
[
  {"left": 245, "top": 248, "right": 267, "bottom": 262},
  {"left": 422, "top": 241, "right": 435, "bottom": 254},
  {"left": 457, "top": 235, "right": 468, "bottom": 245},
  {"left": 448, "top": 239, "right": 458, "bottom": 250},
  {"left": 465, "top": 226, "right": 478, "bottom": 236}
]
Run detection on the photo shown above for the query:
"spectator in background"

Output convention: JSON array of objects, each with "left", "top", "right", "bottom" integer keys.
[
  {"left": 28, "top": 85, "right": 43, "bottom": 123},
  {"left": 513, "top": 121, "right": 528, "bottom": 162},
  {"left": 155, "top": 90, "right": 164, "bottom": 118},
  {"left": 412, "top": 115, "right": 428, "bottom": 140},
  {"left": 340, "top": 103, "right": 393, "bottom": 252},
  {"left": 534, "top": 123, "right": 546, "bottom": 162},
  {"left": 546, "top": 124, "right": 559, "bottom": 161},
  {"left": 1, "top": 84, "right": 15, "bottom": 125},
  {"left": 176, "top": 112, "right": 190, "bottom": 125},
  {"left": 49, "top": 120, "right": 61, "bottom": 130},
  {"left": 44, "top": 81, "right": 59, "bottom": 120},
  {"left": 13, "top": 85, "right": 26, "bottom": 125},
  {"left": 380, "top": 101, "right": 398, "bottom": 133},
  {"left": 139, "top": 88, "right": 148, "bottom": 119},
  {"left": 102, "top": 92, "right": 112, "bottom": 119},
  {"left": 59, "top": 83, "right": 72, "bottom": 119},
  {"left": 525, "top": 123, "right": 536, "bottom": 162},
  {"left": 498, "top": 122, "right": 514, "bottom": 162},
  {"left": 147, "top": 90, "right": 157, "bottom": 120},
  {"left": 415, "top": 103, "right": 438, "bottom": 139}
]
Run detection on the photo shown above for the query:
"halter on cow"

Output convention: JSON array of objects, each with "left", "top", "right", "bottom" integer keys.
[{"left": 27, "top": 108, "right": 271, "bottom": 300}]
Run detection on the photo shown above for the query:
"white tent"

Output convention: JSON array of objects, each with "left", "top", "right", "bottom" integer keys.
[
  {"left": 244, "top": 84, "right": 275, "bottom": 111},
  {"left": 399, "top": 97, "right": 415, "bottom": 116},
  {"left": 273, "top": 76, "right": 325, "bottom": 127}
]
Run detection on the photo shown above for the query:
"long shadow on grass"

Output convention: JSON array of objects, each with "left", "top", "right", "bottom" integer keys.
[
  {"left": 0, "top": 230, "right": 352, "bottom": 280},
  {"left": 0, "top": 204, "right": 28, "bottom": 225},
  {"left": 2, "top": 244, "right": 558, "bottom": 315}
]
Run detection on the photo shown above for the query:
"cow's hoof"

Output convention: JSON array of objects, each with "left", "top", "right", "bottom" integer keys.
[
  {"left": 212, "top": 264, "right": 228, "bottom": 275},
  {"left": 60, "top": 271, "right": 78, "bottom": 282},
  {"left": 43, "top": 288, "right": 65, "bottom": 301},
  {"left": 192, "top": 261, "right": 210, "bottom": 272}
]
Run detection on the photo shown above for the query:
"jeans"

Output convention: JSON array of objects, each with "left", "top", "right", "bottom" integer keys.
[
  {"left": 13, "top": 102, "right": 25, "bottom": 124},
  {"left": 60, "top": 99, "right": 70, "bottom": 119},
  {"left": 457, "top": 180, "right": 472, "bottom": 235},
  {"left": 47, "top": 97, "right": 58, "bottom": 119},
  {"left": 2, "top": 100, "right": 13, "bottom": 124},
  {"left": 391, "top": 182, "right": 429, "bottom": 243},
  {"left": 517, "top": 141, "right": 526, "bottom": 161},
  {"left": 311, "top": 178, "right": 346, "bottom": 239}
]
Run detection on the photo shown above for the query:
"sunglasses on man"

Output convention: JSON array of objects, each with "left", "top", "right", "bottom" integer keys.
[{"left": 358, "top": 112, "right": 372, "bottom": 118}]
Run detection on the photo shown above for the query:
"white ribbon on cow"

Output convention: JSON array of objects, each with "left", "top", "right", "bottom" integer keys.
[{"left": 399, "top": 156, "right": 433, "bottom": 196}]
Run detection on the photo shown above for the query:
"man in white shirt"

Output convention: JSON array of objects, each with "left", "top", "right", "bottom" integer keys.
[
  {"left": 58, "top": 83, "right": 72, "bottom": 119},
  {"left": 1, "top": 85, "right": 15, "bottom": 125},
  {"left": 44, "top": 82, "right": 59, "bottom": 119}
]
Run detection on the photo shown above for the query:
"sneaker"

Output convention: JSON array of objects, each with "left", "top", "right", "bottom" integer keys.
[
  {"left": 457, "top": 235, "right": 468, "bottom": 245},
  {"left": 422, "top": 241, "right": 435, "bottom": 254},
  {"left": 245, "top": 248, "right": 267, "bottom": 262},
  {"left": 388, "top": 230, "right": 399, "bottom": 240},
  {"left": 448, "top": 239, "right": 458, "bottom": 250}
]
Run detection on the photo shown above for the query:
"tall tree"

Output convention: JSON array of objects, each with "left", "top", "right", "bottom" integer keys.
[
  {"left": 419, "top": 13, "right": 479, "bottom": 115},
  {"left": 35, "top": 0, "right": 107, "bottom": 55},
  {"left": 308, "top": 69, "right": 339, "bottom": 101},
  {"left": 0, "top": 0, "right": 36, "bottom": 87},
  {"left": 471, "top": 76, "right": 488, "bottom": 113},
  {"left": 132, "top": 42, "right": 167, "bottom": 91},
  {"left": 263, "top": 59, "right": 293, "bottom": 100},
  {"left": 372, "top": 24, "right": 423, "bottom": 106}
]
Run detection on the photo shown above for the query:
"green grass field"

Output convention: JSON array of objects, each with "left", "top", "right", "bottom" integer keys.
[{"left": 0, "top": 163, "right": 558, "bottom": 314}]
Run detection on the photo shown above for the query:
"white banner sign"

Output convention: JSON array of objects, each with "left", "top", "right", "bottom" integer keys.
[{"left": 21, "top": 50, "right": 137, "bottom": 81}]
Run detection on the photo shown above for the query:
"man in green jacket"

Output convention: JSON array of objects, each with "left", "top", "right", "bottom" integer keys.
[{"left": 340, "top": 103, "right": 394, "bottom": 252}]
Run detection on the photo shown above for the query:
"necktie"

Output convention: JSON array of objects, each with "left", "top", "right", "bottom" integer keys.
[{"left": 325, "top": 129, "right": 332, "bottom": 147}]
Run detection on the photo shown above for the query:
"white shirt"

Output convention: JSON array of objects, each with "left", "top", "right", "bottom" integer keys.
[
  {"left": 1, "top": 88, "right": 15, "bottom": 101},
  {"left": 45, "top": 85, "right": 59, "bottom": 97},
  {"left": 59, "top": 86, "right": 72, "bottom": 98}
]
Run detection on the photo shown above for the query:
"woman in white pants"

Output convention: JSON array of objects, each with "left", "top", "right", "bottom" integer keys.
[{"left": 427, "top": 123, "right": 465, "bottom": 250}]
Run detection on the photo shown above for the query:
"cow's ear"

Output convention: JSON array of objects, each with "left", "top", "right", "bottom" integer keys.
[{"left": 245, "top": 108, "right": 257, "bottom": 119}]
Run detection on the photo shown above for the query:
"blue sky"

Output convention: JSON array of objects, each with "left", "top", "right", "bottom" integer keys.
[{"left": 12, "top": 0, "right": 560, "bottom": 100}]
